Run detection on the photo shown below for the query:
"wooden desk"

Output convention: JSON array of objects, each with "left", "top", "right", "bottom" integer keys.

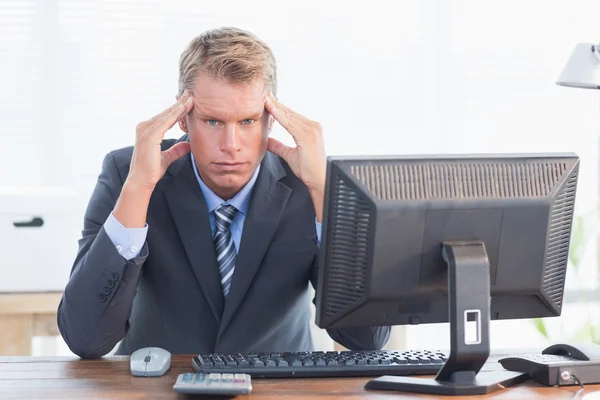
[
  {"left": 0, "top": 355, "right": 597, "bottom": 399},
  {"left": 0, "top": 292, "right": 63, "bottom": 355}
]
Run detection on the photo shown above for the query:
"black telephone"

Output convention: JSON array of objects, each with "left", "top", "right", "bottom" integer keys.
[{"left": 499, "top": 343, "right": 600, "bottom": 386}]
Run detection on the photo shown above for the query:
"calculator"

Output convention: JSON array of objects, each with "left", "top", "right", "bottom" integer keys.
[{"left": 173, "top": 372, "right": 252, "bottom": 395}]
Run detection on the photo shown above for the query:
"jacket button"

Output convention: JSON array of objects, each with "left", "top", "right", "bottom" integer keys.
[
  {"left": 104, "top": 287, "right": 110, "bottom": 294},
  {"left": 99, "top": 293, "right": 107, "bottom": 302},
  {"left": 111, "top": 272, "right": 119, "bottom": 280},
  {"left": 108, "top": 279, "right": 115, "bottom": 288}
]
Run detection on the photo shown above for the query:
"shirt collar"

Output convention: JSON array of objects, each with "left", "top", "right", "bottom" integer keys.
[{"left": 190, "top": 153, "right": 260, "bottom": 215}]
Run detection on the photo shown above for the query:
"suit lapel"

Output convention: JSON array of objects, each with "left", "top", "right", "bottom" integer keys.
[
  {"left": 217, "top": 153, "right": 291, "bottom": 337},
  {"left": 162, "top": 152, "right": 225, "bottom": 325}
]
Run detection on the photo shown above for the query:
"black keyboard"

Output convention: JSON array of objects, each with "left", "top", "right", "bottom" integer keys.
[{"left": 192, "top": 350, "right": 448, "bottom": 378}]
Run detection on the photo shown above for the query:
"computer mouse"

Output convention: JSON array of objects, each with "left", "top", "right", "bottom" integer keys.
[
  {"left": 130, "top": 347, "right": 171, "bottom": 377},
  {"left": 542, "top": 343, "right": 600, "bottom": 361}
]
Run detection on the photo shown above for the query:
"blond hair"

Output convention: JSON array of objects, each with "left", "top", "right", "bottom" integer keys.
[{"left": 178, "top": 27, "right": 277, "bottom": 97}]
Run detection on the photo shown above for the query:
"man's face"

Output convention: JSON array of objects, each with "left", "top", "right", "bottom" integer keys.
[{"left": 180, "top": 73, "right": 273, "bottom": 200}]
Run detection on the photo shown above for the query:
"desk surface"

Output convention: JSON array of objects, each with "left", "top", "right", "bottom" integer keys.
[{"left": 0, "top": 355, "right": 597, "bottom": 399}]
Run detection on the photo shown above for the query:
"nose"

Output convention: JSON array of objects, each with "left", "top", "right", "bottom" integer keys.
[{"left": 220, "top": 124, "right": 241, "bottom": 153}]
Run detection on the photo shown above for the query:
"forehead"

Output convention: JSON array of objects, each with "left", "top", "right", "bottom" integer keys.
[{"left": 191, "top": 73, "right": 266, "bottom": 119}]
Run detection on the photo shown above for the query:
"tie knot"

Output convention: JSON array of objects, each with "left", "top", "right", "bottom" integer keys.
[{"left": 214, "top": 204, "right": 237, "bottom": 232}]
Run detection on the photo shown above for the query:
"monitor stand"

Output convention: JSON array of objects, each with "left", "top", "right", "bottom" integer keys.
[{"left": 365, "top": 241, "right": 529, "bottom": 396}]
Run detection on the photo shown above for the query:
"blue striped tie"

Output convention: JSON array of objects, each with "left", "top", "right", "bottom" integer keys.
[{"left": 214, "top": 204, "right": 238, "bottom": 297}]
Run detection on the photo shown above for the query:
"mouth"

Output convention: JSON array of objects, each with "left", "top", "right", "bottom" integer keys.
[{"left": 213, "top": 162, "right": 246, "bottom": 171}]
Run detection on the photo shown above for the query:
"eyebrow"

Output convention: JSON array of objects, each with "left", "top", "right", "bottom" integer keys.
[{"left": 195, "top": 110, "right": 264, "bottom": 121}]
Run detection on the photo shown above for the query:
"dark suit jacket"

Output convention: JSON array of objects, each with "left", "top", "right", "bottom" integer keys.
[{"left": 57, "top": 135, "right": 390, "bottom": 359}]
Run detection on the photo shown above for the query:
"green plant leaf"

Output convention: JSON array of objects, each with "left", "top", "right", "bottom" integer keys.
[
  {"left": 532, "top": 318, "right": 548, "bottom": 338},
  {"left": 569, "top": 215, "right": 586, "bottom": 271}
]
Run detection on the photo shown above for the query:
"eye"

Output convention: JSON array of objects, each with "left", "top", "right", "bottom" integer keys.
[
  {"left": 206, "top": 120, "right": 219, "bottom": 126},
  {"left": 240, "top": 119, "right": 255, "bottom": 125}
]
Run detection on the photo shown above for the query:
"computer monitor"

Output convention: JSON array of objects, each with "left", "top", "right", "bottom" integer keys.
[{"left": 315, "top": 153, "right": 579, "bottom": 396}]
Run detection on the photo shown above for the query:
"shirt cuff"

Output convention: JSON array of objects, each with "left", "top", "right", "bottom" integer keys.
[
  {"left": 104, "top": 212, "right": 148, "bottom": 260},
  {"left": 315, "top": 218, "right": 322, "bottom": 246}
]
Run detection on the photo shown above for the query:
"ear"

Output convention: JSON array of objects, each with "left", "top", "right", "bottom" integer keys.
[
  {"left": 267, "top": 114, "right": 274, "bottom": 133},
  {"left": 179, "top": 117, "right": 188, "bottom": 133},
  {"left": 176, "top": 95, "right": 189, "bottom": 133}
]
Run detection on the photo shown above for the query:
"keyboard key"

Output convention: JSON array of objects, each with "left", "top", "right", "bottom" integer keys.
[
  {"left": 196, "top": 357, "right": 207, "bottom": 367},
  {"left": 211, "top": 355, "right": 224, "bottom": 367},
  {"left": 251, "top": 358, "right": 263, "bottom": 367},
  {"left": 303, "top": 359, "right": 315, "bottom": 367},
  {"left": 224, "top": 355, "right": 237, "bottom": 365}
]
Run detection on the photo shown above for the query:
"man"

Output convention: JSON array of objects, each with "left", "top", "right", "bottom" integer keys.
[{"left": 58, "top": 27, "right": 390, "bottom": 359}]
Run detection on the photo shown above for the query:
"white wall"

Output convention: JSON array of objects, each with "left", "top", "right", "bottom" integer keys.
[{"left": 1, "top": 0, "right": 599, "bottom": 354}]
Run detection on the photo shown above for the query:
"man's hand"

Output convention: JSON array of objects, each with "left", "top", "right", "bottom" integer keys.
[
  {"left": 127, "top": 90, "right": 194, "bottom": 191},
  {"left": 113, "top": 91, "right": 193, "bottom": 228},
  {"left": 265, "top": 91, "right": 326, "bottom": 222}
]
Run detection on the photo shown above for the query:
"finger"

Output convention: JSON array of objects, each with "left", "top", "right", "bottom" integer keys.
[
  {"left": 148, "top": 90, "right": 192, "bottom": 126},
  {"left": 162, "top": 141, "right": 191, "bottom": 167},
  {"left": 151, "top": 95, "right": 194, "bottom": 134},
  {"left": 265, "top": 92, "right": 311, "bottom": 135},
  {"left": 267, "top": 137, "right": 294, "bottom": 162}
]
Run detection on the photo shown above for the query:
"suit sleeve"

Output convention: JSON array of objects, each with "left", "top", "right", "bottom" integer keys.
[
  {"left": 57, "top": 152, "right": 149, "bottom": 359},
  {"left": 310, "top": 251, "right": 391, "bottom": 351}
]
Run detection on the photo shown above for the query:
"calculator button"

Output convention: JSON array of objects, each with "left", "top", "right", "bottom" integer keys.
[
  {"left": 221, "top": 373, "right": 234, "bottom": 382},
  {"left": 234, "top": 373, "right": 246, "bottom": 383}
]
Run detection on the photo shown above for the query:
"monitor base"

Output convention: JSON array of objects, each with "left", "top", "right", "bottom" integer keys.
[
  {"left": 365, "top": 241, "right": 532, "bottom": 396},
  {"left": 365, "top": 370, "right": 529, "bottom": 396}
]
